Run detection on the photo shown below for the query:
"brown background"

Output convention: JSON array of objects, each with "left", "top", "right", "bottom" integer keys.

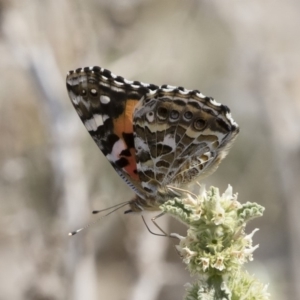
[{"left": 1, "top": 0, "right": 300, "bottom": 299}]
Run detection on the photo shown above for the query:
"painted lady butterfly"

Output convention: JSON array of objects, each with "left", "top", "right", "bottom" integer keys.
[{"left": 66, "top": 66, "right": 239, "bottom": 215}]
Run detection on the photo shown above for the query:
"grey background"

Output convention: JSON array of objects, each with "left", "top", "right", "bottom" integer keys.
[{"left": 1, "top": 0, "right": 299, "bottom": 299}]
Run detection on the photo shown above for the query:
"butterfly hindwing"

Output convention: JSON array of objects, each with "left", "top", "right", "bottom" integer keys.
[{"left": 133, "top": 86, "right": 239, "bottom": 197}]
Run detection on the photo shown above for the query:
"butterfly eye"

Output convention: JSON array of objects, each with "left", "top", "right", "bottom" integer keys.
[
  {"left": 90, "top": 88, "right": 98, "bottom": 96},
  {"left": 194, "top": 118, "right": 206, "bottom": 130},
  {"left": 157, "top": 106, "right": 168, "bottom": 120},
  {"left": 184, "top": 111, "right": 193, "bottom": 120},
  {"left": 170, "top": 110, "right": 179, "bottom": 120}
]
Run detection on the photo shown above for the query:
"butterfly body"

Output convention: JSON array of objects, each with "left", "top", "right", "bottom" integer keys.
[{"left": 66, "top": 66, "right": 239, "bottom": 213}]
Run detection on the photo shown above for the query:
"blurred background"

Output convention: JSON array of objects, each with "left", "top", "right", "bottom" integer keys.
[{"left": 1, "top": 0, "right": 300, "bottom": 299}]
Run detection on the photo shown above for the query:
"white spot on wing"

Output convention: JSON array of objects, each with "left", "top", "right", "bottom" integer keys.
[
  {"left": 166, "top": 85, "right": 176, "bottom": 89},
  {"left": 141, "top": 182, "right": 155, "bottom": 194},
  {"left": 94, "top": 114, "right": 104, "bottom": 127},
  {"left": 99, "top": 81, "right": 110, "bottom": 88},
  {"left": 131, "top": 84, "right": 140, "bottom": 89},
  {"left": 135, "top": 138, "right": 150, "bottom": 154},
  {"left": 226, "top": 112, "right": 238, "bottom": 127},
  {"left": 162, "top": 134, "right": 176, "bottom": 150},
  {"left": 179, "top": 89, "right": 189, "bottom": 95},
  {"left": 136, "top": 162, "right": 142, "bottom": 170},
  {"left": 84, "top": 118, "right": 97, "bottom": 131},
  {"left": 106, "top": 139, "right": 126, "bottom": 164},
  {"left": 162, "top": 88, "right": 174, "bottom": 92},
  {"left": 70, "top": 92, "right": 80, "bottom": 105},
  {"left": 210, "top": 98, "right": 221, "bottom": 106},
  {"left": 100, "top": 95, "right": 110, "bottom": 104},
  {"left": 124, "top": 79, "right": 133, "bottom": 84},
  {"left": 147, "top": 89, "right": 157, "bottom": 95},
  {"left": 141, "top": 182, "right": 148, "bottom": 189},
  {"left": 114, "top": 80, "right": 124, "bottom": 86},
  {"left": 196, "top": 92, "right": 206, "bottom": 98},
  {"left": 110, "top": 86, "right": 125, "bottom": 92},
  {"left": 146, "top": 112, "right": 155, "bottom": 122},
  {"left": 103, "top": 114, "right": 110, "bottom": 122}
]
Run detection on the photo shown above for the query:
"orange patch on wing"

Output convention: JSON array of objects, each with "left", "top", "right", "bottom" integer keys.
[{"left": 113, "top": 99, "right": 139, "bottom": 180}]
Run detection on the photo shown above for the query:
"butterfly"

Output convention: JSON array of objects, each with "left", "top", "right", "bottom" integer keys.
[{"left": 66, "top": 66, "right": 239, "bottom": 216}]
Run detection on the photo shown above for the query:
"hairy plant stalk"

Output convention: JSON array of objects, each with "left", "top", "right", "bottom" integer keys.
[{"left": 161, "top": 185, "right": 270, "bottom": 300}]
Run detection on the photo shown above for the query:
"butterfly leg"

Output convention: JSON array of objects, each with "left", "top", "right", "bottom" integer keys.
[
  {"left": 142, "top": 215, "right": 166, "bottom": 237},
  {"left": 151, "top": 212, "right": 168, "bottom": 236},
  {"left": 141, "top": 213, "right": 179, "bottom": 239}
]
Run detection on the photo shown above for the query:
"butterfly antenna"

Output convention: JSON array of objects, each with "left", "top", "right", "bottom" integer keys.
[
  {"left": 92, "top": 201, "right": 130, "bottom": 214},
  {"left": 68, "top": 201, "right": 130, "bottom": 236}
]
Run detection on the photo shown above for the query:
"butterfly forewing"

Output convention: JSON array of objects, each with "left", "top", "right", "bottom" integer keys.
[
  {"left": 66, "top": 67, "right": 156, "bottom": 198},
  {"left": 66, "top": 66, "right": 239, "bottom": 212}
]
